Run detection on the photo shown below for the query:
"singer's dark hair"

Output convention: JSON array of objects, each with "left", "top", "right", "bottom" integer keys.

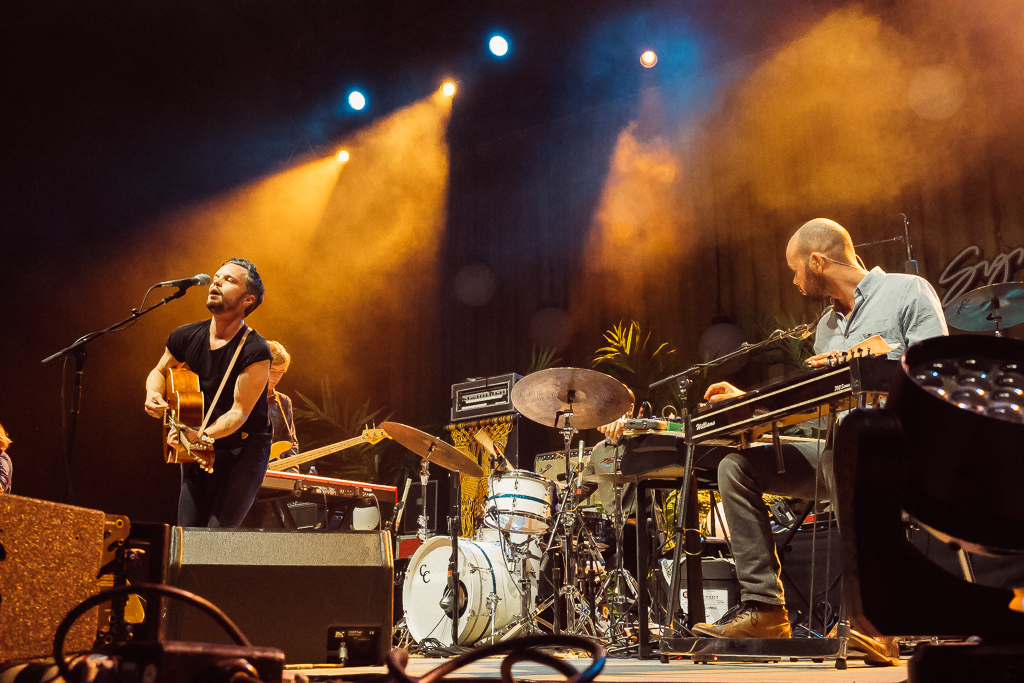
[{"left": 223, "top": 257, "right": 264, "bottom": 315}]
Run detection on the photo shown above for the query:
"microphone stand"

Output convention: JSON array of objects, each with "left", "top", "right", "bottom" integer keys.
[
  {"left": 649, "top": 322, "right": 816, "bottom": 638},
  {"left": 901, "top": 213, "right": 919, "bottom": 275},
  {"left": 41, "top": 285, "right": 195, "bottom": 504}
]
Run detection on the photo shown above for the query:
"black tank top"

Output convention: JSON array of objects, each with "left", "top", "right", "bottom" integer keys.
[{"left": 166, "top": 319, "right": 272, "bottom": 448}]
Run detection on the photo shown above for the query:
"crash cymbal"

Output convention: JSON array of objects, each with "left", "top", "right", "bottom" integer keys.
[
  {"left": 944, "top": 282, "right": 1024, "bottom": 332},
  {"left": 381, "top": 421, "right": 484, "bottom": 477},
  {"left": 511, "top": 367, "right": 633, "bottom": 430}
]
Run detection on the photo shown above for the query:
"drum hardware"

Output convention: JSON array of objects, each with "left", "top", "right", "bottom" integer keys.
[
  {"left": 585, "top": 466, "right": 642, "bottom": 645},
  {"left": 382, "top": 421, "right": 484, "bottom": 648},
  {"left": 534, "top": 447, "right": 604, "bottom": 637},
  {"left": 943, "top": 281, "right": 1024, "bottom": 336},
  {"left": 511, "top": 367, "right": 631, "bottom": 637}
]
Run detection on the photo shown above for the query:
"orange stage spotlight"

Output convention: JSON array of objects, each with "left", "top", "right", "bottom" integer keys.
[
  {"left": 441, "top": 81, "right": 457, "bottom": 98},
  {"left": 336, "top": 150, "right": 350, "bottom": 163},
  {"left": 640, "top": 50, "right": 658, "bottom": 68}
]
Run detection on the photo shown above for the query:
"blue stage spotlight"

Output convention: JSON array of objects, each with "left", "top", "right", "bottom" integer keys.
[
  {"left": 348, "top": 91, "right": 366, "bottom": 111},
  {"left": 488, "top": 35, "right": 509, "bottom": 57}
]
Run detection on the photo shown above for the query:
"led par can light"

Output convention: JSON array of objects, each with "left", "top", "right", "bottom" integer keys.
[{"left": 886, "top": 334, "right": 1024, "bottom": 554}]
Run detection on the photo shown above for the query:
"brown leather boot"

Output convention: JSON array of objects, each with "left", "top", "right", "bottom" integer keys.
[
  {"left": 691, "top": 601, "right": 792, "bottom": 638},
  {"left": 827, "top": 623, "right": 900, "bottom": 666},
  {"left": 849, "top": 632, "right": 900, "bottom": 666}
]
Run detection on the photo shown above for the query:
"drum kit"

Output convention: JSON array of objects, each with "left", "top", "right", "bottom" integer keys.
[{"left": 384, "top": 367, "right": 639, "bottom": 650}]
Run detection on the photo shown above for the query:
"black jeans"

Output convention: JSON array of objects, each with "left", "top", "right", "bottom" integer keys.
[{"left": 178, "top": 437, "right": 271, "bottom": 528}]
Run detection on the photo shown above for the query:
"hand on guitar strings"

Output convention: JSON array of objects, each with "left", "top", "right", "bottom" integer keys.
[
  {"left": 144, "top": 391, "right": 169, "bottom": 418},
  {"left": 167, "top": 425, "right": 208, "bottom": 452}
]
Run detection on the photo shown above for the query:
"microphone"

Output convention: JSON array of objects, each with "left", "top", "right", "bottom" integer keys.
[
  {"left": 798, "top": 304, "right": 835, "bottom": 339},
  {"left": 156, "top": 274, "right": 212, "bottom": 289},
  {"left": 902, "top": 214, "right": 918, "bottom": 275}
]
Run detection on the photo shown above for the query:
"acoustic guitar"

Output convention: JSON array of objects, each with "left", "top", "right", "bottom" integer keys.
[
  {"left": 163, "top": 366, "right": 216, "bottom": 472},
  {"left": 267, "top": 427, "right": 390, "bottom": 472}
]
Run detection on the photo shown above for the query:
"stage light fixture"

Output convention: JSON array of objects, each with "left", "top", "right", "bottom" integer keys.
[
  {"left": 441, "top": 81, "right": 456, "bottom": 97},
  {"left": 489, "top": 35, "right": 509, "bottom": 57},
  {"left": 348, "top": 91, "right": 366, "bottom": 111},
  {"left": 336, "top": 150, "right": 350, "bottom": 163},
  {"left": 640, "top": 50, "right": 658, "bottom": 68},
  {"left": 834, "top": 334, "right": 1024, "bottom": 652}
]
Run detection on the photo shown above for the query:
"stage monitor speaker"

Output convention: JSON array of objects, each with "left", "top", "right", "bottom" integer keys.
[
  {"left": 0, "top": 495, "right": 106, "bottom": 662},
  {"left": 164, "top": 528, "right": 393, "bottom": 666}
]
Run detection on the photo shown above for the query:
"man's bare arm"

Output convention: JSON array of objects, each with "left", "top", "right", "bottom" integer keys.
[
  {"left": 199, "top": 360, "right": 271, "bottom": 441},
  {"left": 144, "top": 348, "right": 183, "bottom": 417}
]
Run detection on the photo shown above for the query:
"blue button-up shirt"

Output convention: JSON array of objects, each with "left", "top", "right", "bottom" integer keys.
[{"left": 813, "top": 267, "right": 948, "bottom": 358}]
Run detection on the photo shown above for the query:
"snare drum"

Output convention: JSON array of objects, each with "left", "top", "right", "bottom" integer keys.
[
  {"left": 403, "top": 536, "right": 521, "bottom": 646},
  {"left": 484, "top": 470, "right": 555, "bottom": 534}
]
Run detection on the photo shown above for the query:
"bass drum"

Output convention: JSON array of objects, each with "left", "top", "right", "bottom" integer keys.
[{"left": 403, "top": 536, "right": 522, "bottom": 646}]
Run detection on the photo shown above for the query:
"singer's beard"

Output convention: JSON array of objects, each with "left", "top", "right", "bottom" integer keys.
[
  {"left": 206, "top": 292, "right": 243, "bottom": 315},
  {"left": 800, "top": 270, "right": 831, "bottom": 301}
]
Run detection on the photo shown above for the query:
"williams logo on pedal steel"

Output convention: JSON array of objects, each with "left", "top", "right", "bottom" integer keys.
[{"left": 695, "top": 420, "right": 716, "bottom": 430}]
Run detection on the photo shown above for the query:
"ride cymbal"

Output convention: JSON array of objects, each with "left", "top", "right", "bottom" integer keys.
[{"left": 511, "top": 367, "right": 632, "bottom": 430}]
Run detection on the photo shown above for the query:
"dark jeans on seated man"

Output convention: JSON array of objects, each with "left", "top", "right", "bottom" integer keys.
[
  {"left": 692, "top": 441, "right": 899, "bottom": 666},
  {"left": 692, "top": 441, "right": 833, "bottom": 638}
]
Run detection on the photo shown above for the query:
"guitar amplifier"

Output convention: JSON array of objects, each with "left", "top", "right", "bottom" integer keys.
[
  {"left": 535, "top": 448, "right": 593, "bottom": 484},
  {"left": 450, "top": 373, "right": 522, "bottom": 422}
]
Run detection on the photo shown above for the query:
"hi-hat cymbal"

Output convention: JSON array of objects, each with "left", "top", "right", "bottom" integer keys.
[
  {"left": 944, "top": 282, "right": 1024, "bottom": 332},
  {"left": 511, "top": 367, "right": 633, "bottom": 430},
  {"left": 381, "top": 421, "right": 484, "bottom": 477}
]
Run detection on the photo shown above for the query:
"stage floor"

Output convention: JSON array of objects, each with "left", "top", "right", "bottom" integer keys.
[{"left": 299, "top": 655, "right": 907, "bottom": 682}]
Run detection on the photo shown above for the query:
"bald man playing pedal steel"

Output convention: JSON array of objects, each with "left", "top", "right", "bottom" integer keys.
[{"left": 690, "top": 218, "right": 947, "bottom": 666}]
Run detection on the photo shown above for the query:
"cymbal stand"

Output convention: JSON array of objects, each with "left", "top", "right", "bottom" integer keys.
[
  {"left": 416, "top": 458, "right": 431, "bottom": 541},
  {"left": 577, "top": 519, "right": 609, "bottom": 639},
  {"left": 541, "top": 407, "right": 599, "bottom": 636},
  {"left": 600, "top": 452, "right": 640, "bottom": 644}
]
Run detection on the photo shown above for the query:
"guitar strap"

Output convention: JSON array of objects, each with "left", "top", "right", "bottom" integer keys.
[{"left": 198, "top": 326, "right": 252, "bottom": 436}]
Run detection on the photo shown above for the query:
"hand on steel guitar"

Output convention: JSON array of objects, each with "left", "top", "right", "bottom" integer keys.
[{"left": 704, "top": 381, "right": 746, "bottom": 403}]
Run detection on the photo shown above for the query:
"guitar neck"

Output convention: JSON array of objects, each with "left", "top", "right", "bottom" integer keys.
[{"left": 267, "top": 435, "right": 366, "bottom": 471}]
